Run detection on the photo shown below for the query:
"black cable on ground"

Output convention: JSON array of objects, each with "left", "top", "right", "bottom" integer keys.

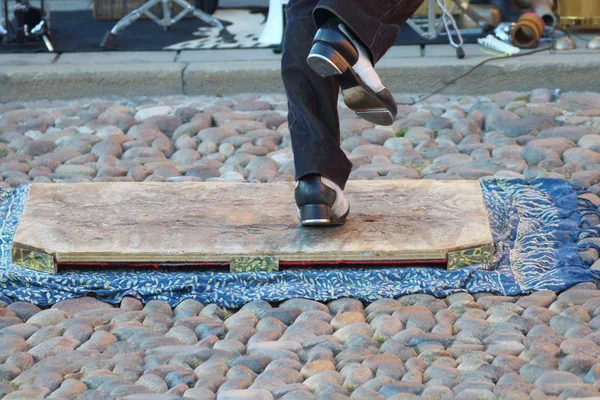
[
  {"left": 414, "top": 45, "right": 554, "bottom": 104},
  {"left": 565, "top": 28, "right": 590, "bottom": 42}
]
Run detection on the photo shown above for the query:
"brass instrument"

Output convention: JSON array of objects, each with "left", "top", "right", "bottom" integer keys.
[
  {"left": 414, "top": 0, "right": 464, "bottom": 16},
  {"left": 557, "top": 0, "right": 600, "bottom": 28},
  {"left": 512, "top": 12, "right": 545, "bottom": 48},
  {"left": 519, "top": 0, "right": 557, "bottom": 26}
]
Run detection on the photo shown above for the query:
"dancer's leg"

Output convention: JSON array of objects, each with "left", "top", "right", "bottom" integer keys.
[{"left": 281, "top": 0, "right": 352, "bottom": 191}]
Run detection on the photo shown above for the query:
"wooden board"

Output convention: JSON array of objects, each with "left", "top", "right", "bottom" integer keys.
[{"left": 12, "top": 181, "right": 494, "bottom": 274}]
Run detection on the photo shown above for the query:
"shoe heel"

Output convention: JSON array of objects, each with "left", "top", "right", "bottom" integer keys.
[
  {"left": 307, "top": 42, "right": 349, "bottom": 77},
  {"left": 299, "top": 204, "right": 331, "bottom": 225}
]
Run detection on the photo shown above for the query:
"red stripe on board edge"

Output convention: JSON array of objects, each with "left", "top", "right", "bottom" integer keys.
[{"left": 57, "top": 259, "right": 447, "bottom": 269}]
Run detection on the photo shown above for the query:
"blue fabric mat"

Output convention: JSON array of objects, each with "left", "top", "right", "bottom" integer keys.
[{"left": 0, "top": 179, "right": 596, "bottom": 308}]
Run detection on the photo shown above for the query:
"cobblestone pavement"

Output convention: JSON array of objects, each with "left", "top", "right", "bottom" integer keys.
[
  {"left": 0, "top": 90, "right": 599, "bottom": 188},
  {"left": 2, "top": 90, "right": 600, "bottom": 400},
  {"left": 3, "top": 286, "right": 600, "bottom": 400}
]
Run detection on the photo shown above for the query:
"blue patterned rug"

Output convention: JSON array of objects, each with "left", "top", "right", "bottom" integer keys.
[{"left": 0, "top": 179, "right": 597, "bottom": 308}]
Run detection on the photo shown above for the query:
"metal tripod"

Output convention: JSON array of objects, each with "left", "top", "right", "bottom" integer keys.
[
  {"left": 405, "top": 0, "right": 491, "bottom": 58},
  {"left": 1, "top": 0, "right": 53, "bottom": 51},
  {"left": 100, "top": 0, "right": 228, "bottom": 49}
]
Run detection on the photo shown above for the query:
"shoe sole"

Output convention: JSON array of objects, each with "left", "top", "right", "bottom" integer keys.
[
  {"left": 307, "top": 42, "right": 394, "bottom": 126},
  {"left": 298, "top": 203, "right": 350, "bottom": 226}
]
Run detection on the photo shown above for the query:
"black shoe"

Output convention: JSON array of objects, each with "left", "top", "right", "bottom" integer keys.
[
  {"left": 307, "top": 18, "right": 397, "bottom": 126},
  {"left": 295, "top": 174, "right": 350, "bottom": 226}
]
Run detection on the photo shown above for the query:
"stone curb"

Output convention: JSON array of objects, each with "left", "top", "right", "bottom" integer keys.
[
  {"left": 0, "top": 63, "right": 186, "bottom": 102},
  {"left": 1, "top": 52, "right": 599, "bottom": 101},
  {"left": 183, "top": 60, "right": 282, "bottom": 96}
]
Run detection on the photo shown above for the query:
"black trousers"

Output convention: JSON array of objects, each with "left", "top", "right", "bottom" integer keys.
[{"left": 281, "top": 0, "right": 424, "bottom": 190}]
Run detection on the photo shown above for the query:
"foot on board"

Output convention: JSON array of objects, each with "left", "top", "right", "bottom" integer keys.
[{"left": 295, "top": 173, "right": 350, "bottom": 226}]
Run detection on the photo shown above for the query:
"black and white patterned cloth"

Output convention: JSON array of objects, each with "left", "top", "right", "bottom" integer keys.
[{"left": 165, "top": 9, "right": 272, "bottom": 50}]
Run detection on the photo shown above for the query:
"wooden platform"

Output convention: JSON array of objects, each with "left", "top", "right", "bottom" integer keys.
[{"left": 12, "top": 181, "right": 494, "bottom": 274}]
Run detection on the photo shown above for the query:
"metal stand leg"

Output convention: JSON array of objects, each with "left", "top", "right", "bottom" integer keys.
[
  {"left": 31, "top": 19, "right": 53, "bottom": 50},
  {"left": 0, "top": 14, "right": 6, "bottom": 43},
  {"left": 0, "top": 0, "right": 53, "bottom": 50},
  {"left": 405, "top": 0, "right": 489, "bottom": 59},
  {"left": 101, "top": 0, "right": 160, "bottom": 49},
  {"left": 14, "top": 3, "right": 26, "bottom": 44},
  {"left": 100, "top": 0, "right": 226, "bottom": 49},
  {"left": 2, "top": 0, "right": 10, "bottom": 41}
]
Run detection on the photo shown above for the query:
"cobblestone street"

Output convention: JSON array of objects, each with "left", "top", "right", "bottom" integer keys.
[
  {"left": 3, "top": 286, "right": 600, "bottom": 399},
  {"left": 1, "top": 91, "right": 600, "bottom": 188},
  {"left": 2, "top": 89, "right": 600, "bottom": 399}
]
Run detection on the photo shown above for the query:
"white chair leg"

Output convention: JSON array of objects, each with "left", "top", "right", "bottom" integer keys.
[{"left": 258, "top": 0, "right": 284, "bottom": 45}]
